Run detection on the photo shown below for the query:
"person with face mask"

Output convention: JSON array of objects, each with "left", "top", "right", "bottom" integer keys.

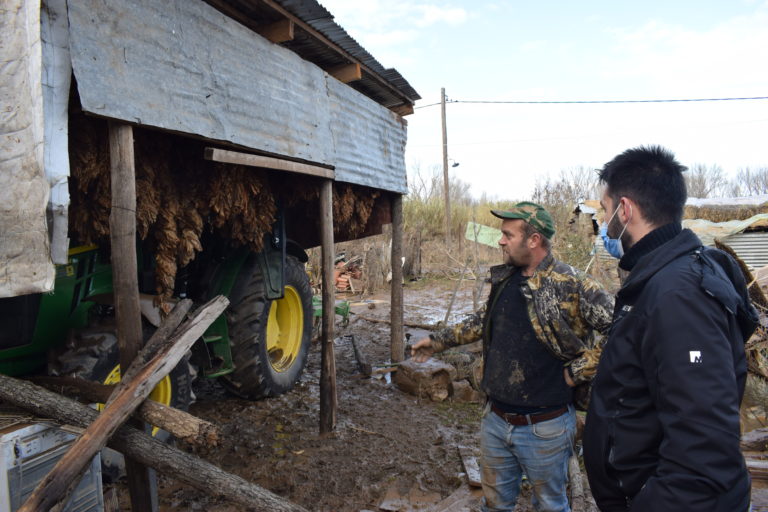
[
  {"left": 410, "top": 202, "right": 615, "bottom": 512},
  {"left": 583, "top": 146, "right": 757, "bottom": 512}
]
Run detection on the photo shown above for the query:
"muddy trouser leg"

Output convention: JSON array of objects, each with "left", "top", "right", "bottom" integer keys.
[
  {"left": 515, "top": 406, "right": 576, "bottom": 512},
  {"left": 480, "top": 403, "right": 523, "bottom": 511}
]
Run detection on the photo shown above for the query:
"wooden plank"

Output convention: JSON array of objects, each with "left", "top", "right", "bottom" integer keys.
[
  {"left": 458, "top": 446, "right": 482, "bottom": 487},
  {"left": 258, "top": 19, "right": 294, "bottom": 43},
  {"left": 391, "top": 104, "right": 414, "bottom": 116},
  {"left": 204, "top": 147, "right": 335, "bottom": 179},
  {"left": 330, "top": 63, "right": 362, "bottom": 83},
  {"left": 18, "top": 297, "right": 228, "bottom": 512},
  {"left": 319, "top": 179, "right": 337, "bottom": 433},
  {"left": 0, "top": 375, "right": 308, "bottom": 512},
  {"left": 107, "top": 121, "right": 157, "bottom": 512},
  {"left": 390, "top": 193, "right": 404, "bottom": 363}
]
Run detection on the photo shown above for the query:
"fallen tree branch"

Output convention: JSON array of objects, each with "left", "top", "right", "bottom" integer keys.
[
  {"left": 0, "top": 374, "right": 307, "bottom": 512},
  {"left": 20, "top": 296, "right": 228, "bottom": 512},
  {"left": 28, "top": 376, "right": 219, "bottom": 447}
]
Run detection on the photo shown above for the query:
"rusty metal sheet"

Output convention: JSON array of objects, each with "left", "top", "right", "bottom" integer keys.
[
  {"left": 327, "top": 77, "right": 407, "bottom": 193},
  {"left": 67, "top": 0, "right": 408, "bottom": 193}
]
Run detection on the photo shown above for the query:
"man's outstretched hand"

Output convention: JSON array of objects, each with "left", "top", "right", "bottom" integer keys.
[{"left": 410, "top": 337, "right": 435, "bottom": 363}]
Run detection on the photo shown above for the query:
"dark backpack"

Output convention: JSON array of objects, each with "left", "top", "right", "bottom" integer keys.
[{"left": 694, "top": 246, "right": 759, "bottom": 343}]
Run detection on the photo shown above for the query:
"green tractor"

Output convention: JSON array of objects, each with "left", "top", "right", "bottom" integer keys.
[{"left": 0, "top": 228, "right": 315, "bottom": 414}]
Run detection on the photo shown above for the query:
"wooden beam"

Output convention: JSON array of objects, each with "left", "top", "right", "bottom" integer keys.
[
  {"left": 204, "top": 147, "right": 335, "bottom": 179},
  {"left": 390, "top": 193, "right": 404, "bottom": 363},
  {"left": 258, "top": 19, "right": 294, "bottom": 43},
  {"left": 0, "top": 375, "right": 308, "bottom": 512},
  {"left": 330, "top": 63, "right": 362, "bottom": 84},
  {"left": 391, "top": 103, "right": 415, "bottom": 117},
  {"left": 319, "top": 180, "right": 337, "bottom": 433},
  {"left": 18, "top": 296, "right": 228, "bottom": 512},
  {"left": 259, "top": 0, "right": 415, "bottom": 110},
  {"left": 107, "top": 121, "right": 157, "bottom": 512}
]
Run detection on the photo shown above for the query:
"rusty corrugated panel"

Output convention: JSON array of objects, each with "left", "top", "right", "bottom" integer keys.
[
  {"left": 327, "top": 77, "right": 407, "bottom": 193},
  {"left": 67, "top": 0, "right": 408, "bottom": 193},
  {"left": 722, "top": 232, "right": 768, "bottom": 269}
]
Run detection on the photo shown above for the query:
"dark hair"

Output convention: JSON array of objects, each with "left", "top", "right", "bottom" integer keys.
[
  {"left": 599, "top": 145, "right": 687, "bottom": 226},
  {"left": 521, "top": 221, "right": 552, "bottom": 252}
]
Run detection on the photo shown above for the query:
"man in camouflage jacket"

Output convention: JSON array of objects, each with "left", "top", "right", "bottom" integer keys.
[{"left": 412, "top": 202, "right": 614, "bottom": 512}]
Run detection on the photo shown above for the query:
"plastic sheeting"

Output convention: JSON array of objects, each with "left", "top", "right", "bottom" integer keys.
[{"left": 0, "top": 1, "right": 56, "bottom": 297}]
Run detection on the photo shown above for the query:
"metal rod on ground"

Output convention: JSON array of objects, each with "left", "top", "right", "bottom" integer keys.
[
  {"left": 390, "top": 192, "right": 405, "bottom": 363},
  {"left": 319, "top": 179, "right": 337, "bottom": 433},
  {"left": 107, "top": 121, "right": 157, "bottom": 512},
  {"left": 441, "top": 87, "right": 451, "bottom": 247}
]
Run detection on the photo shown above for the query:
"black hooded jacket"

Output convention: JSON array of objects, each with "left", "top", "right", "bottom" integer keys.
[{"left": 583, "top": 225, "right": 757, "bottom": 512}]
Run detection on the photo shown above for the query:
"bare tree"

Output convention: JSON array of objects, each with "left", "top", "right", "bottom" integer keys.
[
  {"left": 532, "top": 166, "right": 601, "bottom": 206},
  {"left": 684, "top": 164, "right": 727, "bottom": 198},
  {"left": 734, "top": 167, "right": 768, "bottom": 196}
]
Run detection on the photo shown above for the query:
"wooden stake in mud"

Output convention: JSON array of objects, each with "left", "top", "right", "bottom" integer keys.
[
  {"left": 390, "top": 193, "right": 405, "bottom": 363},
  {"left": 107, "top": 121, "right": 158, "bottom": 512},
  {"left": 319, "top": 179, "right": 337, "bottom": 433}
]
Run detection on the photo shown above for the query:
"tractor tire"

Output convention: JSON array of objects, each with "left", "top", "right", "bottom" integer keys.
[
  {"left": 220, "top": 254, "right": 312, "bottom": 399},
  {"left": 50, "top": 325, "right": 194, "bottom": 481}
]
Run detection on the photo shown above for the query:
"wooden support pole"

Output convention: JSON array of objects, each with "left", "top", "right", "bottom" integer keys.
[
  {"left": 19, "top": 297, "right": 228, "bottom": 512},
  {"left": 107, "top": 121, "right": 157, "bottom": 512},
  {"left": 0, "top": 375, "right": 308, "bottom": 512},
  {"left": 319, "top": 179, "right": 337, "bottom": 433},
  {"left": 390, "top": 193, "right": 405, "bottom": 363}
]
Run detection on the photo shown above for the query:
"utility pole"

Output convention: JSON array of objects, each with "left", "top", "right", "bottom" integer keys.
[{"left": 441, "top": 87, "right": 451, "bottom": 246}]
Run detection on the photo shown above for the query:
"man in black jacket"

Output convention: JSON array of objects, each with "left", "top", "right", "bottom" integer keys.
[{"left": 583, "top": 145, "right": 757, "bottom": 512}]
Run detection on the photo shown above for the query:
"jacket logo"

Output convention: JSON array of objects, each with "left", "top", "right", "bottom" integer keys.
[
  {"left": 622, "top": 305, "right": 632, "bottom": 312},
  {"left": 690, "top": 351, "right": 702, "bottom": 363}
]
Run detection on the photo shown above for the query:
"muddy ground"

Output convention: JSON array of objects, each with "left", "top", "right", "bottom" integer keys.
[{"left": 112, "top": 276, "right": 768, "bottom": 512}]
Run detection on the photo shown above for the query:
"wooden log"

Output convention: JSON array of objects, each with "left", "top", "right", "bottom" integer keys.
[
  {"left": 349, "top": 335, "right": 372, "bottom": 377},
  {"left": 19, "top": 296, "right": 228, "bottom": 512},
  {"left": 742, "top": 427, "right": 768, "bottom": 451},
  {"left": 319, "top": 179, "right": 337, "bottom": 433},
  {"left": 109, "top": 120, "right": 156, "bottom": 512},
  {"left": 29, "top": 376, "right": 219, "bottom": 447},
  {"left": 0, "top": 374, "right": 307, "bottom": 512},
  {"left": 390, "top": 193, "right": 405, "bottom": 363},
  {"left": 457, "top": 445, "right": 481, "bottom": 487}
]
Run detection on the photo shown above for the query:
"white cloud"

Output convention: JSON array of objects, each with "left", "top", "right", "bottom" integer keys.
[{"left": 321, "top": 1, "right": 467, "bottom": 45}]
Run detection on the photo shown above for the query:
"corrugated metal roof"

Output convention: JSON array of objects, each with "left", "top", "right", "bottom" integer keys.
[
  {"left": 213, "top": 0, "right": 420, "bottom": 109},
  {"left": 722, "top": 232, "right": 768, "bottom": 269},
  {"left": 68, "top": 0, "right": 410, "bottom": 193}
]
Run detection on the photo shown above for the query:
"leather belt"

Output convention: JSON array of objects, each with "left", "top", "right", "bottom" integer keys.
[{"left": 491, "top": 404, "right": 568, "bottom": 426}]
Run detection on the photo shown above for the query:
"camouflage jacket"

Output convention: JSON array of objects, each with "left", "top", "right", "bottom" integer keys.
[{"left": 430, "top": 253, "right": 615, "bottom": 385}]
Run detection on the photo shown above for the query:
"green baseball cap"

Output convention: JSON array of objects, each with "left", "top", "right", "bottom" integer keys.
[{"left": 491, "top": 201, "right": 555, "bottom": 239}]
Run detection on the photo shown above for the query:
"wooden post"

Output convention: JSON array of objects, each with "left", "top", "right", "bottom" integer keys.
[
  {"left": 441, "top": 87, "right": 451, "bottom": 247},
  {"left": 319, "top": 180, "right": 337, "bottom": 433},
  {"left": 390, "top": 193, "right": 405, "bottom": 363},
  {"left": 108, "top": 121, "right": 157, "bottom": 512}
]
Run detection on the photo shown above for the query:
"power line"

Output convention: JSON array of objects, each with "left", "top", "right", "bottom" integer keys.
[{"left": 414, "top": 95, "right": 768, "bottom": 109}]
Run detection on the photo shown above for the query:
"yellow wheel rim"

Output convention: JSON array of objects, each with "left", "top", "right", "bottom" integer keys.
[
  {"left": 102, "top": 366, "right": 173, "bottom": 435},
  {"left": 266, "top": 285, "right": 304, "bottom": 373}
]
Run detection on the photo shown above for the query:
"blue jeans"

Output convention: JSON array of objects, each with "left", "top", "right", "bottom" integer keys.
[{"left": 480, "top": 404, "right": 576, "bottom": 512}]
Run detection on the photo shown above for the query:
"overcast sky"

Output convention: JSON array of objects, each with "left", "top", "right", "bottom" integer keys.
[{"left": 320, "top": 0, "right": 768, "bottom": 199}]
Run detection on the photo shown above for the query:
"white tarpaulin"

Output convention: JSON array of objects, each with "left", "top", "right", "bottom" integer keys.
[{"left": 0, "top": 0, "right": 56, "bottom": 297}]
